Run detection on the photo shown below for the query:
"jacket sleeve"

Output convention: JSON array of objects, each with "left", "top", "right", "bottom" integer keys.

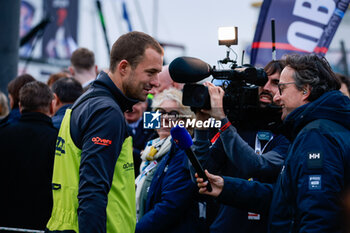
[
  {"left": 135, "top": 151, "right": 197, "bottom": 233},
  {"left": 192, "top": 128, "right": 229, "bottom": 175},
  {"left": 219, "top": 118, "right": 288, "bottom": 179},
  {"left": 287, "top": 129, "right": 345, "bottom": 233},
  {"left": 77, "top": 107, "right": 125, "bottom": 233},
  {"left": 217, "top": 176, "right": 273, "bottom": 214}
]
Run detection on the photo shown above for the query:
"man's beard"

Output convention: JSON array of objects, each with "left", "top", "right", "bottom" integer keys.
[{"left": 259, "top": 91, "right": 274, "bottom": 108}]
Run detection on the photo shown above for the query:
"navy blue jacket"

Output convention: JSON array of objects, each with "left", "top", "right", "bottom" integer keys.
[
  {"left": 136, "top": 141, "right": 201, "bottom": 233},
  {"left": 217, "top": 91, "right": 350, "bottom": 232},
  {"left": 51, "top": 104, "right": 72, "bottom": 129},
  {"left": 0, "top": 107, "right": 21, "bottom": 127},
  {"left": 268, "top": 91, "right": 350, "bottom": 233},
  {"left": 70, "top": 72, "right": 137, "bottom": 233},
  {"left": 193, "top": 117, "right": 290, "bottom": 233}
]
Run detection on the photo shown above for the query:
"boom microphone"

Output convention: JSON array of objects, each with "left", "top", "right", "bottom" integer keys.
[
  {"left": 20, "top": 16, "right": 51, "bottom": 46},
  {"left": 169, "top": 56, "right": 211, "bottom": 83},
  {"left": 170, "top": 125, "right": 212, "bottom": 192}
]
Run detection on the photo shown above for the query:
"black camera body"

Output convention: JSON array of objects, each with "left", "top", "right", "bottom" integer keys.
[{"left": 169, "top": 56, "right": 268, "bottom": 123}]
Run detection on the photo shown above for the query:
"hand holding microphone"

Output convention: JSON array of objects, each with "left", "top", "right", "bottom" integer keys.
[{"left": 170, "top": 125, "right": 212, "bottom": 192}]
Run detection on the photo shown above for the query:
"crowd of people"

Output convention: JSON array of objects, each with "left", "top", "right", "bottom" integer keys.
[{"left": 0, "top": 31, "right": 350, "bottom": 233}]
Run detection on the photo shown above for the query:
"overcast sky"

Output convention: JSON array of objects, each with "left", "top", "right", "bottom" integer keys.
[
  {"left": 78, "top": 0, "right": 349, "bottom": 71},
  {"left": 80, "top": 0, "right": 260, "bottom": 68}
]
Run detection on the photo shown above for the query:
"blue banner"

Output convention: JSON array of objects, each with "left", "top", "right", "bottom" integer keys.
[
  {"left": 251, "top": 0, "right": 350, "bottom": 67},
  {"left": 122, "top": 1, "right": 133, "bottom": 32}
]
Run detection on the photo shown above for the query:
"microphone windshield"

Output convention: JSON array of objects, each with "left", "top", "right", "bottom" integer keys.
[
  {"left": 170, "top": 125, "right": 193, "bottom": 150},
  {"left": 169, "top": 56, "right": 211, "bottom": 83}
]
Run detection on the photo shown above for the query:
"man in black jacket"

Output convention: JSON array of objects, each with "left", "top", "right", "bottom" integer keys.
[
  {"left": 193, "top": 60, "right": 290, "bottom": 233},
  {"left": 0, "top": 81, "right": 58, "bottom": 231}
]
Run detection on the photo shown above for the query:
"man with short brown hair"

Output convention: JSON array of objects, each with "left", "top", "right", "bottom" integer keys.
[
  {"left": 0, "top": 81, "right": 57, "bottom": 231},
  {"left": 46, "top": 31, "right": 163, "bottom": 233},
  {"left": 0, "top": 74, "right": 35, "bottom": 126},
  {"left": 69, "top": 47, "right": 98, "bottom": 90}
]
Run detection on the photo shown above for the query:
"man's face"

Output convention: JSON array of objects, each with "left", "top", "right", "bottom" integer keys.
[
  {"left": 273, "top": 66, "right": 307, "bottom": 120},
  {"left": 340, "top": 82, "right": 350, "bottom": 97},
  {"left": 258, "top": 72, "right": 280, "bottom": 107},
  {"left": 153, "top": 65, "right": 173, "bottom": 95},
  {"left": 124, "top": 48, "right": 163, "bottom": 101}
]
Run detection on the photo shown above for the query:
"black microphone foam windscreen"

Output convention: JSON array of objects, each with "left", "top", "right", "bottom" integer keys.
[{"left": 168, "top": 57, "right": 211, "bottom": 83}]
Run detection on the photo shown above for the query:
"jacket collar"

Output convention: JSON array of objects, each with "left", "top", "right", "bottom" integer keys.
[
  {"left": 54, "top": 104, "right": 72, "bottom": 117},
  {"left": 93, "top": 71, "right": 139, "bottom": 112},
  {"left": 20, "top": 111, "right": 53, "bottom": 126},
  {"left": 282, "top": 90, "right": 350, "bottom": 140}
]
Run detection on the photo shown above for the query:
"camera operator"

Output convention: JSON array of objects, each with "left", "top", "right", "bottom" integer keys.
[{"left": 193, "top": 60, "right": 290, "bottom": 233}]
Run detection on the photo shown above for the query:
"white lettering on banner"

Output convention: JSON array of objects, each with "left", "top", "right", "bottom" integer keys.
[
  {"left": 287, "top": 22, "right": 323, "bottom": 51},
  {"left": 294, "top": 0, "right": 335, "bottom": 25},
  {"left": 287, "top": 0, "right": 336, "bottom": 51}
]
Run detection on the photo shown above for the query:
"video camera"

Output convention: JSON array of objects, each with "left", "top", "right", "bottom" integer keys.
[
  {"left": 168, "top": 49, "right": 268, "bottom": 124},
  {"left": 168, "top": 27, "right": 269, "bottom": 123},
  {"left": 168, "top": 26, "right": 271, "bottom": 123}
]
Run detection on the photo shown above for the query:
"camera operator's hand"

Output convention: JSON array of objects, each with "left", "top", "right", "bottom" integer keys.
[
  {"left": 195, "top": 170, "right": 224, "bottom": 197},
  {"left": 195, "top": 110, "right": 211, "bottom": 130},
  {"left": 201, "top": 82, "right": 226, "bottom": 120}
]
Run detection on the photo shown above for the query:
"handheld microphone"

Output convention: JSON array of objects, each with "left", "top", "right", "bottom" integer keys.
[
  {"left": 169, "top": 56, "right": 211, "bottom": 83},
  {"left": 170, "top": 125, "right": 212, "bottom": 192},
  {"left": 20, "top": 16, "right": 51, "bottom": 46}
]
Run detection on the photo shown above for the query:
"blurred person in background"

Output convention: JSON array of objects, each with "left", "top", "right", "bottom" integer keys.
[
  {"left": 0, "top": 74, "right": 35, "bottom": 127},
  {"left": 135, "top": 87, "right": 204, "bottom": 233},
  {"left": 47, "top": 71, "right": 71, "bottom": 88},
  {"left": 153, "top": 64, "right": 184, "bottom": 96},
  {"left": 0, "top": 91, "right": 9, "bottom": 119},
  {"left": 69, "top": 47, "right": 98, "bottom": 91},
  {"left": 51, "top": 77, "right": 83, "bottom": 129},
  {"left": 0, "top": 81, "right": 57, "bottom": 231},
  {"left": 125, "top": 100, "right": 157, "bottom": 177}
]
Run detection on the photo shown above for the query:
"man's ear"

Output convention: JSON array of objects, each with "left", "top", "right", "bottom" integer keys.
[
  {"left": 69, "top": 66, "right": 75, "bottom": 76},
  {"left": 53, "top": 93, "right": 61, "bottom": 106},
  {"left": 95, "top": 65, "right": 98, "bottom": 76},
  {"left": 8, "top": 94, "right": 14, "bottom": 109},
  {"left": 19, "top": 102, "right": 23, "bottom": 114},
  {"left": 302, "top": 85, "right": 311, "bottom": 101},
  {"left": 49, "top": 99, "right": 55, "bottom": 116},
  {"left": 117, "top": 60, "right": 130, "bottom": 76}
]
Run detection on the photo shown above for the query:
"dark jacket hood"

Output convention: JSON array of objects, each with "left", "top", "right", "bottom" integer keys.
[{"left": 282, "top": 90, "right": 350, "bottom": 141}]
